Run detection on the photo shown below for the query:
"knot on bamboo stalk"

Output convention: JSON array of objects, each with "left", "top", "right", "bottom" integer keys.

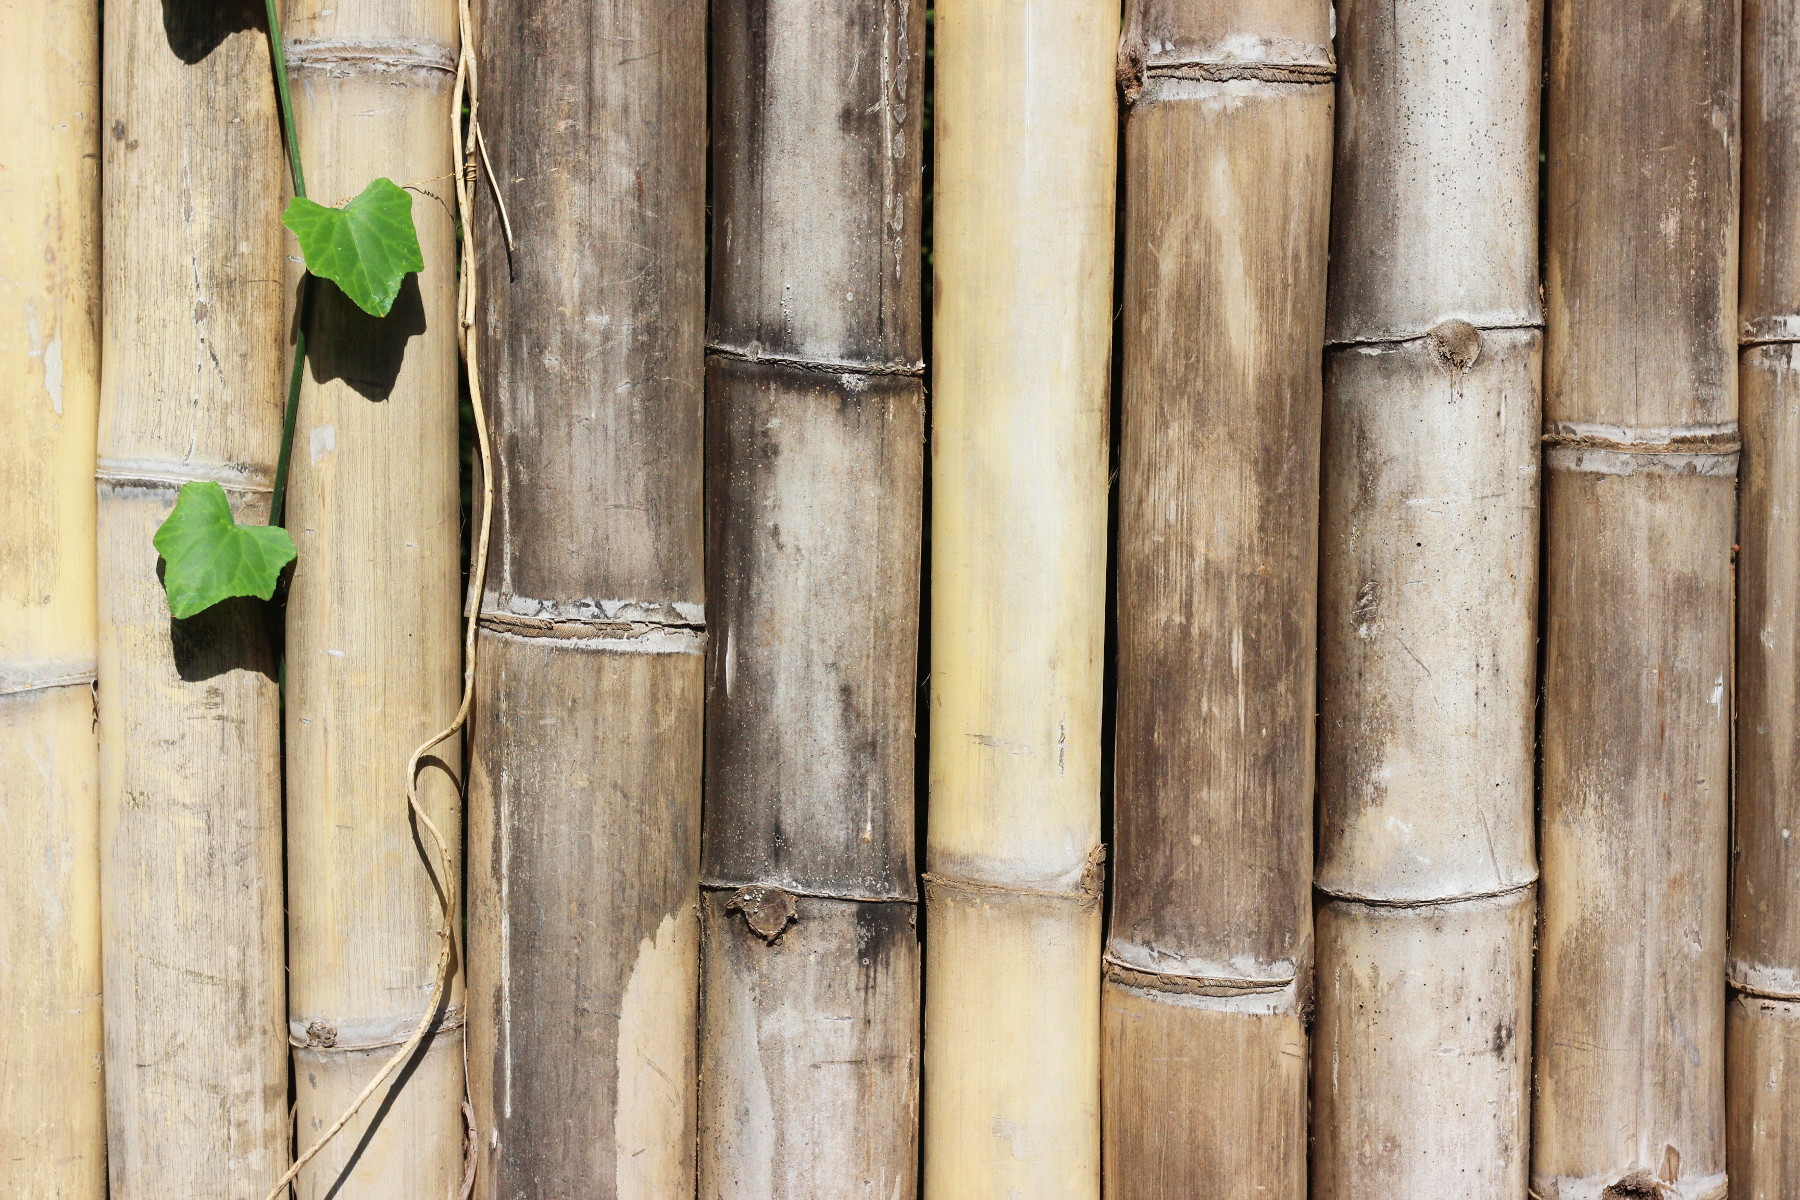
[
  {"left": 1426, "top": 318, "right": 1483, "bottom": 371},
  {"left": 726, "top": 885, "right": 798, "bottom": 944}
]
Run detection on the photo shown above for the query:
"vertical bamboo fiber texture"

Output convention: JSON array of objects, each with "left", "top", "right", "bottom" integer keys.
[
  {"left": 1104, "top": 3, "right": 1331, "bottom": 1198},
  {"left": 926, "top": 0, "right": 1114, "bottom": 1195},
  {"left": 467, "top": 1, "right": 707, "bottom": 1196},
  {"left": 700, "top": 0, "right": 925, "bottom": 1195},
  {"left": 281, "top": 2, "right": 464, "bottom": 1194},
  {"left": 96, "top": 5, "right": 290, "bottom": 1195},
  {"left": 1313, "top": 2, "right": 1541, "bottom": 1197},
  {"left": 1733, "top": 0, "right": 1800, "bottom": 1193},
  {"left": 0, "top": 1, "right": 103, "bottom": 1193},
  {"left": 1537, "top": 1, "right": 1738, "bottom": 1197}
]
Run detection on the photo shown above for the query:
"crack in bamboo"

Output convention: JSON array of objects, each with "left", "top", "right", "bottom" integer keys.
[
  {"left": 706, "top": 342, "right": 925, "bottom": 378},
  {"left": 699, "top": 879, "right": 917, "bottom": 905},
  {"left": 1317, "top": 879, "right": 1537, "bottom": 909},
  {"left": 285, "top": 37, "right": 457, "bottom": 78}
]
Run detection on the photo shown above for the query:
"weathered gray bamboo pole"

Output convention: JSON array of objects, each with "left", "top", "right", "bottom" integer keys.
[
  {"left": 1536, "top": 1, "right": 1738, "bottom": 1196},
  {"left": 96, "top": 6, "right": 291, "bottom": 1196},
  {"left": 0, "top": 1, "right": 104, "bottom": 1192},
  {"left": 466, "top": 1, "right": 707, "bottom": 1195},
  {"left": 924, "top": 0, "right": 1115, "bottom": 1194},
  {"left": 1312, "top": 2, "right": 1541, "bottom": 1196},
  {"left": 281, "top": 3, "right": 465, "bottom": 1193},
  {"left": 699, "top": 0, "right": 925, "bottom": 1194},
  {"left": 1733, "top": 0, "right": 1800, "bottom": 1193},
  {"left": 1103, "top": 3, "right": 1332, "bottom": 1197}
]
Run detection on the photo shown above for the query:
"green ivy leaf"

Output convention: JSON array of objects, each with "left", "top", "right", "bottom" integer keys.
[
  {"left": 282, "top": 177, "right": 425, "bottom": 317},
  {"left": 153, "top": 481, "right": 298, "bottom": 619}
]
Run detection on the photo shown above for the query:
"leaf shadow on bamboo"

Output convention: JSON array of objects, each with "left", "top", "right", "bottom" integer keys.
[
  {"left": 305, "top": 277, "right": 429, "bottom": 402},
  {"left": 162, "top": 0, "right": 260, "bottom": 65},
  {"left": 160, "top": 589, "right": 277, "bottom": 684}
]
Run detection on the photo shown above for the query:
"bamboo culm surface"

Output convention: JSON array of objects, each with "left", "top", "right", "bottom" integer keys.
[
  {"left": 1536, "top": 1, "right": 1739, "bottom": 1197},
  {"left": 1104, "top": 3, "right": 1332, "bottom": 1197},
  {"left": 0, "top": 0, "right": 103, "bottom": 1194},
  {"left": 281, "top": 3, "right": 465, "bottom": 1194},
  {"left": 700, "top": 0, "right": 925, "bottom": 1193},
  {"left": 467, "top": 0, "right": 708, "bottom": 1195},
  {"left": 1312, "top": 2, "right": 1542, "bottom": 1198},
  {"left": 925, "top": 0, "right": 1115, "bottom": 1195},
  {"left": 1733, "top": 0, "right": 1800, "bottom": 1194},
  {"left": 96, "top": 5, "right": 291, "bottom": 1195}
]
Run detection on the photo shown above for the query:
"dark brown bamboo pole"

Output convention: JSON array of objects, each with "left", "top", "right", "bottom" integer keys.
[
  {"left": 96, "top": 6, "right": 290, "bottom": 1195},
  {"left": 1312, "top": 2, "right": 1542, "bottom": 1196},
  {"left": 1536, "top": 1, "right": 1739, "bottom": 1196},
  {"left": 1104, "top": 2, "right": 1333, "bottom": 1196},
  {"left": 698, "top": 0, "right": 925, "bottom": 1192},
  {"left": 0, "top": 1, "right": 103, "bottom": 1192},
  {"left": 466, "top": 1, "right": 707, "bottom": 1195},
  {"left": 1732, "top": 1, "right": 1800, "bottom": 1193}
]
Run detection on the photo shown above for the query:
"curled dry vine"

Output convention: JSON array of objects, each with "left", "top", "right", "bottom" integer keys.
[{"left": 142, "top": 1, "right": 497, "bottom": 1196}]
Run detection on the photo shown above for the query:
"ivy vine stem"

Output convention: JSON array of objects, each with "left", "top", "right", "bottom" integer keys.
[{"left": 265, "top": 0, "right": 308, "bottom": 530}]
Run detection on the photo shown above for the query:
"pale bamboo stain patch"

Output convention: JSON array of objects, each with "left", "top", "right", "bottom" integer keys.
[{"left": 616, "top": 906, "right": 702, "bottom": 1200}]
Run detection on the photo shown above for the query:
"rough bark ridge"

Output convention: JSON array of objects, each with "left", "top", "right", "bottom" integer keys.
[
  {"left": 1732, "top": 1, "right": 1800, "bottom": 1194},
  {"left": 1536, "top": 1, "right": 1738, "bottom": 1196},
  {"left": 467, "top": 0, "right": 707, "bottom": 1196},
  {"left": 1311, "top": 4, "right": 1542, "bottom": 1197},
  {"left": 925, "top": 0, "right": 1116, "bottom": 1195},
  {"left": 0, "top": 1, "right": 104, "bottom": 1193},
  {"left": 1103, "top": 3, "right": 1332, "bottom": 1197},
  {"left": 96, "top": 5, "right": 290, "bottom": 1195}
]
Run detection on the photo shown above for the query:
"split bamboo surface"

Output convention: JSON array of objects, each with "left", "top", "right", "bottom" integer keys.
[
  {"left": 96, "top": 5, "right": 290, "bottom": 1196},
  {"left": 700, "top": 0, "right": 925, "bottom": 1191},
  {"left": 281, "top": 3, "right": 464, "bottom": 1194},
  {"left": 467, "top": 1, "right": 707, "bottom": 1195},
  {"left": 0, "top": 1, "right": 103, "bottom": 1194},
  {"left": 1104, "top": 2, "right": 1332, "bottom": 1197},
  {"left": 925, "top": 0, "right": 1114, "bottom": 1195},
  {"left": 1313, "top": 2, "right": 1541, "bottom": 1197},
  {"left": 1537, "top": 1, "right": 1739, "bottom": 1197},
  {"left": 1733, "top": 0, "right": 1800, "bottom": 1192}
]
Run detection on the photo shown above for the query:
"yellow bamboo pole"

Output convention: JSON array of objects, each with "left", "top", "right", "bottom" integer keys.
[
  {"left": 0, "top": 1, "right": 103, "bottom": 1193},
  {"left": 97, "top": 5, "right": 291, "bottom": 1194},
  {"left": 924, "top": 0, "right": 1115, "bottom": 1195},
  {"left": 1732, "top": 1, "right": 1800, "bottom": 1193},
  {"left": 280, "top": 2, "right": 464, "bottom": 1194}
]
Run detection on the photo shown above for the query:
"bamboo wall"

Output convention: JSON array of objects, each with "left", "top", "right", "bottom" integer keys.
[{"left": 5, "top": 4, "right": 1790, "bottom": 1199}]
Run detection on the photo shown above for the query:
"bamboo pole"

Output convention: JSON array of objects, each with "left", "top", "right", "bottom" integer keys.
[
  {"left": 1102, "top": 4, "right": 1331, "bottom": 1197},
  {"left": 0, "top": 1, "right": 103, "bottom": 1193},
  {"left": 96, "top": 5, "right": 290, "bottom": 1195},
  {"left": 465, "top": 1, "right": 707, "bottom": 1194},
  {"left": 1536, "top": 1, "right": 1738, "bottom": 1196},
  {"left": 280, "top": 3, "right": 464, "bottom": 1194},
  {"left": 1733, "top": 1, "right": 1800, "bottom": 1192},
  {"left": 699, "top": 0, "right": 925, "bottom": 1190},
  {"left": 1312, "top": 3, "right": 1541, "bottom": 1197},
  {"left": 924, "top": 0, "right": 1114, "bottom": 1195}
]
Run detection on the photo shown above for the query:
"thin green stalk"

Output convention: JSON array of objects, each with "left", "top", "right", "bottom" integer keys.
[{"left": 266, "top": 0, "right": 308, "bottom": 528}]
